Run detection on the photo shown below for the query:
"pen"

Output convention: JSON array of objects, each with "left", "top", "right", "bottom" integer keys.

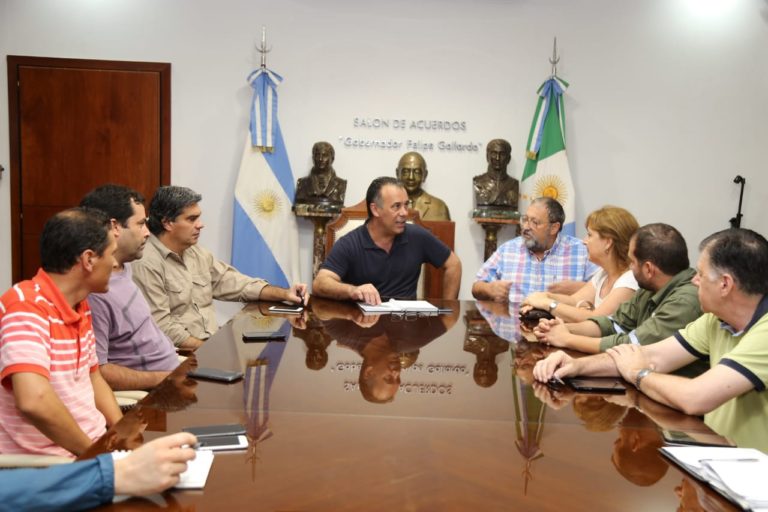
[
  {"left": 298, "top": 289, "right": 305, "bottom": 307},
  {"left": 700, "top": 458, "right": 760, "bottom": 463},
  {"left": 552, "top": 375, "right": 565, "bottom": 385}
]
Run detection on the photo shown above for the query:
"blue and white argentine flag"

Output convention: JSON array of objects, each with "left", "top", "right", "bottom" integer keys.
[{"left": 232, "top": 68, "right": 300, "bottom": 287}]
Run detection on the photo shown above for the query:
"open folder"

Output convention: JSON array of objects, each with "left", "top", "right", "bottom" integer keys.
[
  {"left": 661, "top": 446, "right": 768, "bottom": 511},
  {"left": 358, "top": 299, "right": 438, "bottom": 314}
]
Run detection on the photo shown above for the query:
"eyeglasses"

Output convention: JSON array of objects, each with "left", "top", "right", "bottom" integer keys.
[{"left": 520, "top": 216, "right": 549, "bottom": 229}]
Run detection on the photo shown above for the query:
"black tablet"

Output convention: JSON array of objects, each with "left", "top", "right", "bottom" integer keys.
[
  {"left": 183, "top": 423, "right": 246, "bottom": 438},
  {"left": 564, "top": 377, "right": 627, "bottom": 394}
]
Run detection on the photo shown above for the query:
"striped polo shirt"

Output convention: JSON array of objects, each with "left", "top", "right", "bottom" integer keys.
[{"left": 0, "top": 269, "right": 106, "bottom": 457}]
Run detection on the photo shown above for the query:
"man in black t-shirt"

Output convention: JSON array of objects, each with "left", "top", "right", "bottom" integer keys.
[{"left": 312, "top": 177, "right": 462, "bottom": 304}]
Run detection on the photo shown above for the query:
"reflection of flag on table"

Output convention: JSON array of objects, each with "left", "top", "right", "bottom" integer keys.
[
  {"left": 243, "top": 320, "right": 291, "bottom": 441},
  {"left": 520, "top": 76, "right": 576, "bottom": 236},
  {"left": 231, "top": 67, "right": 300, "bottom": 287},
  {"left": 512, "top": 371, "right": 546, "bottom": 495}
]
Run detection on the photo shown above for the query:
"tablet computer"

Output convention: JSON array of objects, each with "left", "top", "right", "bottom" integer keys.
[
  {"left": 182, "top": 423, "right": 246, "bottom": 438},
  {"left": 197, "top": 434, "right": 248, "bottom": 451},
  {"left": 564, "top": 377, "right": 627, "bottom": 394}
]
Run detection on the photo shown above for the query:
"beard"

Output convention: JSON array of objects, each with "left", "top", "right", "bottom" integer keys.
[{"left": 524, "top": 235, "right": 547, "bottom": 253}]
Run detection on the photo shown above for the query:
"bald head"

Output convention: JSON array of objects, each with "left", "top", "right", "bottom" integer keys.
[{"left": 396, "top": 152, "right": 428, "bottom": 195}]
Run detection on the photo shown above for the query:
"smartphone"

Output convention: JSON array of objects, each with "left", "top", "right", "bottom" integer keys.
[
  {"left": 187, "top": 367, "right": 244, "bottom": 383},
  {"left": 182, "top": 423, "right": 246, "bottom": 438},
  {"left": 242, "top": 331, "right": 287, "bottom": 342},
  {"left": 197, "top": 434, "right": 248, "bottom": 451},
  {"left": 268, "top": 305, "right": 304, "bottom": 314},
  {"left": 564, "top": 377, "right": 627, "bottom": 394}
]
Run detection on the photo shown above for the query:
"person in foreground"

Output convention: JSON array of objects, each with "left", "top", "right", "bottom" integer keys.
[
  {"left": 0, "top": 432, "right": 197, "bottom": 511},
  {"left": 81, "top": 185, "right": 180, "bottom": 390},
  {"left": 0, "top": 208, "right": 123, "bottom": 457},
  {"left": 472, "top": 197, "right": 599, "bottom": 303},
  {"left": 534, "top": 228, "right": 768, "bottom": 445},
  {"left": 534, "top": 223, "right": 703, "bottom": 361},
  {"left": 312, "top": 177, "right": 461, "bottom": 305},
  {"left": 132, "top": 186, "right": 306, "bottom": 348},
  {"left": 521, "top": 205, "right": 639, "bottom": 322}
]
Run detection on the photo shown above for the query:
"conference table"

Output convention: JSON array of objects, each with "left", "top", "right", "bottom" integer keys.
[{"left": 88, "top": 298, "right": 739, "bottom": 511}]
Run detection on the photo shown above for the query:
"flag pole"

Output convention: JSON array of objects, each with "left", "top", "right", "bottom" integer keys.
[
  {"left": 257, "top": 26, "right": 271, "bottom": 69},
  {"left": 549, "top": 37, "right": 559, "bottom": 77}
]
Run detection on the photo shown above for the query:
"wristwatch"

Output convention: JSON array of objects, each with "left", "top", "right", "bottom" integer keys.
[
  {"left": 635, "top": 368, "right": 655, "bottom": 390},
  {"left": 548, "top": 300, "right": 559, "bottom": 312}
]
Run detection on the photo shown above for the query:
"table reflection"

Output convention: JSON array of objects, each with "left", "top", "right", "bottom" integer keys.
[{"left": 84, "top": 300, "right": 747, "bottom": 511}]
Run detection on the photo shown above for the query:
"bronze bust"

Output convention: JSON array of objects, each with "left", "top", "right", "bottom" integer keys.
[
  {"left": 295, "top": 142, "right": 347, "bottom": 205},
  {"left": 473, "top": 139, "right": 519, "bottom": 209},
  {"left": 395, "top": 151, "right": 450, "bottom": 221}
]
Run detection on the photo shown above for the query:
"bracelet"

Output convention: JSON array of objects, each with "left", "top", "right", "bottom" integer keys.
[{"left": 635, "top": 368, "right": 654, "bottom": 390}]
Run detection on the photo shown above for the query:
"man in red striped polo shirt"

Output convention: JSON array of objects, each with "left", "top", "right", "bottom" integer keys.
[{"left": 0, "top": 208, "right": 123, "bottom": 457}]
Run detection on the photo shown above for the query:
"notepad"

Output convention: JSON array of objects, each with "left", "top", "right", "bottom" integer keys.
[
  {"left": 111, "top": 448, "right": 215, "bottom": 490},
  {"left": 661, "top": 446, "right": 768, "bottom": 510},
  {"left": 358, "top": 299, "right": 438, "bottom": 314}
]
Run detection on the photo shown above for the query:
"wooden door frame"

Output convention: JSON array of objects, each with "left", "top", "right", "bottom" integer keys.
[{"left": 6, "top": 55, "right": 171, "bottom": 283}]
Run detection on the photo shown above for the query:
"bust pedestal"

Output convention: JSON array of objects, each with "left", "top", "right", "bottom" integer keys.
[
  {"left": 293, "top": 203, "right": 343, "bottom": 278},
  {"left": 472, "top": 208, "right": 520, "bottom": 260}
]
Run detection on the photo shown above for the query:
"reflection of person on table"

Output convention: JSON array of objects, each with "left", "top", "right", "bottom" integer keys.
[
  {"left": 472, "top": 197, "right": 598, "bottom": 303},
  {"left": 463, "top": 333, "right": 510, "bottom": 387},
  {"left": 323, "top": 311, "right": 457, "bottom": 403},
  {"left": 313, "top": 177, "right": 461, "bottom": 305},
  {"left": 475, "top": 300, "right": 524, "bottom": 342},
  {"left": 521, "top": 206, "right": 639, "bottom": 322},
  {"left": 291, "top": 310, "right": 333, "bottom": 370},
  {"left": 533, "top": 229, "right": 768, "bottom": 451},
  {"left": 534, "top": 224, "right": 703, "bottom": 367}
]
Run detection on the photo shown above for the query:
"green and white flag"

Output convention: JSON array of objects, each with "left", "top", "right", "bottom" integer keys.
[{"left": 520, "top": 76, "right": 575, "bottom": 236}]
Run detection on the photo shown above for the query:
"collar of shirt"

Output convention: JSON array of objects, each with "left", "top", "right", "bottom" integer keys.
[
  {"left": 648, "top": 267, "right": 696, "bottom": 309},
  {"left": 718, "top": 294, "right": 768, "bottom": 336},
  {"left": 148, "top": 233, "right": 185, "bottom": 264},
  {"left": 361, "top": 224, "right": 410, "bottom": 251},
  {"left": 32, "top": 268, "right": 86, "bottom": 325}
]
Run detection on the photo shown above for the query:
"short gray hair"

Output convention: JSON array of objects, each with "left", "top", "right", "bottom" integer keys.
[{"left": 147, "top": 186, "right": 202, "bottom": 235}]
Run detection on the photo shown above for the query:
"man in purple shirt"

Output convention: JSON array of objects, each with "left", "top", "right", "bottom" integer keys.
[{"left": 81, "top": 185, "right": 179, "bottom": 390}]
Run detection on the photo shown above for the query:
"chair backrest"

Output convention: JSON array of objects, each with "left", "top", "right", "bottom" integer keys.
[{"left": 324, "top": 199, "right": 455, "bottom": 298}]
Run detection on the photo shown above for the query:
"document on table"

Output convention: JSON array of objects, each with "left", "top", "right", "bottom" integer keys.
[
  {"left": 661, "top": 446, "right": 768, "bottom": 511},
  {"left": 358, "top": 299, "right": 438, "bottom": 314},
  {"left": 111, "top": 449, "right": 215, "bottom": 490}
]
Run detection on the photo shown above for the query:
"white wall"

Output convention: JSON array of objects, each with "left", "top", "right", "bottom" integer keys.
[{"left": 1, "top": 0, "right": 766, "bottom": 298}]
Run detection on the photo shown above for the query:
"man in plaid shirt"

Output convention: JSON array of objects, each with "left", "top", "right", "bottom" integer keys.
[{"left": 472, "top": 197, "right": 598, "bottom": 304}]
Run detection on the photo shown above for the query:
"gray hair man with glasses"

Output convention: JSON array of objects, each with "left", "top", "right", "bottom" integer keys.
[{"left": 472, "top": 197, "right": 598, "bottom": 303}]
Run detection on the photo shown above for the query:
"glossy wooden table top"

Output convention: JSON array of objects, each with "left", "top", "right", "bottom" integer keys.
[{"left": 90, "top": 299, "right": 736, "bottom": 511}]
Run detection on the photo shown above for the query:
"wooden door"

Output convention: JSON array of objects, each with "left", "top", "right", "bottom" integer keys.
[{"left": 7, "top": 56, "right": 171, "bottom": 282}]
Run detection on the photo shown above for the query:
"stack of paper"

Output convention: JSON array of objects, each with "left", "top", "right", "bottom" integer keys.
[
  {"left": 661, "top": 446, "right": 768, "bottom": 510},
  {"left": 358, "top": 299, "right": 438, "bottom": 314}
]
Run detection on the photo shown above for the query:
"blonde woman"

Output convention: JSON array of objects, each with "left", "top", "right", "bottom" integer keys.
[{"left": 521, "top": 206, "right": 639, "bottom": 322}]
